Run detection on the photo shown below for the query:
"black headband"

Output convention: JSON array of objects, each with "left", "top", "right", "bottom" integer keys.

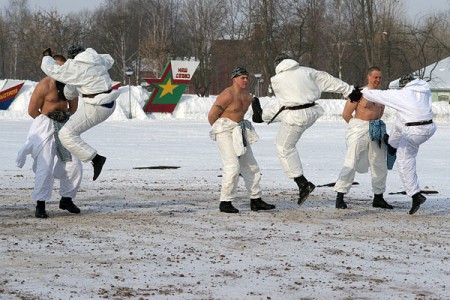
[{"left": 231, "top": 66, "right": 249, "bottom": 78}]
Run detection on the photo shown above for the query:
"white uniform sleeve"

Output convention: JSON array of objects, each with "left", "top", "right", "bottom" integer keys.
[
  {"left": 313, "top": 70, "right": 353, "bottom": 97},
  {"left": 41, "top": 57, "right": 81, "bottom": 85},
  {"left": 362, "top": 88, "right": 404, "bottom": 112},
  {"left": 64, "top": 84, "right": 78, "bottom": 100},
  {"left": 98, "top": 54, "right": 114, "bottom": 70}
]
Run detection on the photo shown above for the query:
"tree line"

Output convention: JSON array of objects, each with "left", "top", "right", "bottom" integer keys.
[{"left": 1, "top": 0, "right": 449, "bottom": 95}]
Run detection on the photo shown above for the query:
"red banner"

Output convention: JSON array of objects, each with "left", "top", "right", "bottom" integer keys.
[{"left": 0, "top": 82, "right": 25, "bottom": 110}]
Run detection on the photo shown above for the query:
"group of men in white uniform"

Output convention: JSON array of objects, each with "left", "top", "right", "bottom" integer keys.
[
  {"left": 212, "top": 53, "right": 435, "bottom": 216},
  {"left": 17, "top": 46, "right": 436, "bottom": 218}
]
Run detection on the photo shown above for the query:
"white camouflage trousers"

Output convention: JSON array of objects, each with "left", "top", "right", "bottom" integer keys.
[
  {"left": 275, "top": 119, "right": 316, "bottom": 179},
  {"left": 33, "top": 138, "right": 83, "bottom": 201},
  {"left": 17, "top": 115, "right": 83, "bottom": 201},
  {"left": 334, "top": 118, "right": 387, "bottom": 195},
  {"left": 216, "top": 130, "right": 262, "bottom": 202},
  {"left": 59, "top": 101, "right": 116, "bottom": 162},
  {"left": 388, "top": 118, "right": 436, "bottom": 196}
]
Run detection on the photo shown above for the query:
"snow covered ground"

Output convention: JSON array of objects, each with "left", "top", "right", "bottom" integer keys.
[{"left": 1, "top": 83, "right": 450, "bottom": 299}]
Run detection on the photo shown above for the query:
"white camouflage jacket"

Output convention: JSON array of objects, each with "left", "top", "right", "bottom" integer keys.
[
  {"left": 362, "top": 79, "right": 434, "bottom": 123},
  {"left": 267, "top": 59, "right": 354, "bottom": 125},
  {"left": 41, "top": 48, "right": 117, "bottom": 105}
]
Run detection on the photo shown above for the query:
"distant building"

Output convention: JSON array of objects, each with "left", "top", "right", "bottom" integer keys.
[
  {"left": 209, "top": 24, "right": 266, "bottom": 96},
  {"left": 209, "top": 39, "right": 250, "bottom": 95}
]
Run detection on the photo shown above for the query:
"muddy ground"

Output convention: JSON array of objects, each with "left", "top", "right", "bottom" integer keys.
[{"left": 1, "top": 167, "right": 449, "bottom": 300}]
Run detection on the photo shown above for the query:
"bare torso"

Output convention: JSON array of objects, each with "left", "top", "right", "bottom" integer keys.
[
  {"left": 41, "top": 78, "right": 69, "bottom": 114},
  {"left": 218, "top": 87, "right": 251, "bottom": 122},
  {"left": 348, "top": 69, "right": 384, "bottom": 122},
  {"left": 208, "top": 76, "right": 251, "bottom": 125},
  {"left": 342, "top": 86, "right": 384, "bottom": 123},
  {"left": 354, "top": 97, "right": 385, "bottom": 121},
  {"left": 28, "top": 77, "right": 72, "bottom": 118}
]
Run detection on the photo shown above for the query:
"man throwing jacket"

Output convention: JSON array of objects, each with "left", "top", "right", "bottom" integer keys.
[
  {"left": 41, "top": 46, "right": 119, "bottom": 181},
  {"left": 361, "top": 74, "right": 436, "bottom": 215},
  {"left": 253, "top": 53, "right": 362, "bottom": 206}
]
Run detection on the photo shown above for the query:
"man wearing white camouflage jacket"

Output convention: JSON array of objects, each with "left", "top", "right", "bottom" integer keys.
[
  {"left": 252, "top": 53, "right": 362, "bottom": 206},
  {"left": 362, "top": 74, "right": 436, "bottom": 215}
]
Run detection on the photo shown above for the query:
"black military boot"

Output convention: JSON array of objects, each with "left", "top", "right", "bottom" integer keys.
[
  {"left": 294, "top": 175, "right": 315, "bottom": 205},
  {"left": 219, "top": 201, "right": 239, "bottom": 213},
  {"left": 250, "top": 198, "right": 275, "bottom": 211},
  {"left": 335, "top": 192, "right": 347, "bottom": 209},
  {"left": 409, "top": 192, "right": 426, "bottom": 215},
  {"left": 372, "top": 194, "right": 393, "bottom": 209},
  {"left": 92, "top": 154, "right": 106, "bottom": 181},
  {"left": 35, "top": 201, "right": 49, "bottom": 218},
  {"left": 59, "top": 197, "right": 81, "bottom": 214}
]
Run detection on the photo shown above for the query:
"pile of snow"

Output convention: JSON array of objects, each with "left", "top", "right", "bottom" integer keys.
[{"left": 1, "top": 80, "right": 450, "bottom": 122}]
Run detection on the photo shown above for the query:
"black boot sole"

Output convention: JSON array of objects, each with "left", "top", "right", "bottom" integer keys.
[
  {"left": 373, "top": 203, "right": 394, "bottom": 209},
  {"left": 220, "top": 208, "right": 239, "bottom": 213},
  {"left": 336, "top": 201, "right": 347, "bottom": 209},
  {"left": 251, "top": 204, "right": 276, "bottom": 211},
  {"left": 219, "top": 202, "right": 239, "bottom": 213},
  {"left": 35, "top": 211, "right": 49, "bottom": 218},
  {"left": 409, "top": 204, "right": 421, "bottom": 215},
  {"left": 59, "top": 204, "right": 81, "bottom": 214}
]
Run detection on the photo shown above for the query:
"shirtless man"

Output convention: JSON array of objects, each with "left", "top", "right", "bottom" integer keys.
[
  {"left": 28, "top": 56, "right": 78, "bottom": 117},
  {"left": 208, "top": 66, "right": 275, "bottom": 213},
  {"left": 16, "top": 55, "right": 83, "bottom": 218},
  {"left": 334, "top": 67, "right": 393, "bottom": 209}
]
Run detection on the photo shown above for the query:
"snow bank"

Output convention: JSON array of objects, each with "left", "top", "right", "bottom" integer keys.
[{"left": 1, "top": 80, "right": 450, "bottom": 122}]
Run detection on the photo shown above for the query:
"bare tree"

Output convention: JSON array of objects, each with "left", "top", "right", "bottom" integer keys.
[
  {"left": 0, "top": 13, "right": 8, "bottom": 78},
  {"left": 221, "top": 0, "right": 248, "bottom": 40},
  {"left": 183, "top": 0, "right": 227, "bottom": 96},
  {"left": 91, "top": 0, "right": 139, "bottom": 82},
  {"left": 138, "top": 0, "right": 179, "bottom": 78},
  {"left": 402, "top": 14, "right": 450, "bottom": 80},
  {"left": 5, "top": 0, "right": 30, "bottom": 79},
  {"left": 254, "top": 0, "right": 276, "bottom": 83},
  {"left": 274, "top": 0, "right": 308, "bottom": 61},
  {"left": 1, "top": 0, "right": 449, "bottom": 95},
  {"left": 16, "top": 9, "right": 91, "bottom": 79}
]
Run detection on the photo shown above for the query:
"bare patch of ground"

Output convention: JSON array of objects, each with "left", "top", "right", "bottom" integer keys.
[{"left": 1, "top": 168, "right": 449, "bottom": 299}]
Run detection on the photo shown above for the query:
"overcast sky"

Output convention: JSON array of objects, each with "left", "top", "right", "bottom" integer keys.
[
  {"left": 0, "top": 0, "right": 104, "bottom": 14},
  {"left": 0, "top": 0, "right": 449, "bottom": 18},
  {"left": 404, "top": 0, "right": 450, "bottom": 19}
]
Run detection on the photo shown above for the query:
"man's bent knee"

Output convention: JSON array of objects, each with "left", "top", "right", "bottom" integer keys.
[
  {"left": 276, "top": 144, "right": 296, "bottom": 158},
  {"left": 58, "top": 127, "right": 72, "bottom": 140}
]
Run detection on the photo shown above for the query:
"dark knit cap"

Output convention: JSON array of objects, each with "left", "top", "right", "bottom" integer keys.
[{"left": 231, "top": 66, "right": 249, "bottom": 78}]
